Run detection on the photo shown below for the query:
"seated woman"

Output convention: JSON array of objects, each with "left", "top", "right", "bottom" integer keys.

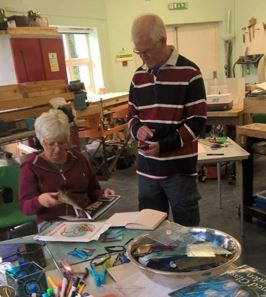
[{"left": 19, "top": 109, "right": 115, "bottom": 227}]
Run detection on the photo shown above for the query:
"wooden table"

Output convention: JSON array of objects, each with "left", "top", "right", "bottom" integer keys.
[
  {"left": 198, "top": 138, "right": 249, "bottom": 236},
  {"left": 89, "top": 92, "right": 128, "bottom": 109},
  {"left": 237, "top": 123, "right": 266, "bottom": 226},
  {"left": 207, "top": 108, "right": 244, "bottom": 126}
]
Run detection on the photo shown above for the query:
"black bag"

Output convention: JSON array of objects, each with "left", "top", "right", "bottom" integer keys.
[{"left": 58, "top": 106, "right": 75, "bottom": 123}]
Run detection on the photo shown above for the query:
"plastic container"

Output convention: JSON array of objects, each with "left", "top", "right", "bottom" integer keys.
[{"left": 17, "top": 244, "right": 46, "bottom": 268}]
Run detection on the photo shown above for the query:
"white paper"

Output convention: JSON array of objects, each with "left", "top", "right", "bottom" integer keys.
[
  {"left": 108, "top": 262, "right": 195, "bottom": 297},
  {"left": 34, "top": 221, "right": 110, "bottom": 242},
  {"left": 105, "top": 209, "right": 167, "bottom": 230}
]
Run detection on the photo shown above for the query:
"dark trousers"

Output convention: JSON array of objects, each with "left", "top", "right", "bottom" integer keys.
[{"left": 138, "top": 174, "right": 201, "bottom": 226}]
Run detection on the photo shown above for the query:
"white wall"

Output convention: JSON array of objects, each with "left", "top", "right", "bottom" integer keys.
[
  {"left": 1, "top": 0, "right": 266, "bottom": 91},
  {"left": 104, "top": 0, "right": 236, "bottom": 91},
  {"left": 0, "top": 0, "right": 114, "bottom": 90}
]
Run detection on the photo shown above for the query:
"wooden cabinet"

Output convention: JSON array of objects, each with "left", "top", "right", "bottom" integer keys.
[
  {"left": 11, "top": 38, "right": 45, "bottom": 82},
  {"left": 0, "top": 29, "right": 67, "bottom": 84}
]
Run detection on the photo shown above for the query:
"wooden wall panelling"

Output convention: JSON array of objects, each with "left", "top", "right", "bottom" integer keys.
[{"left": 0, "top": 85, "right": 24, "bottom": 101}]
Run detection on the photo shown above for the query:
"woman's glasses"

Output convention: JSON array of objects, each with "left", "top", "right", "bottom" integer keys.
[{"left": 43, "top": 140, "right": 67, "bottom": 150}]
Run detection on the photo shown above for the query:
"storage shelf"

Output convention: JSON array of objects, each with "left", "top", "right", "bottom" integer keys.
[{"left": 0, "top": 27, "right": 58, "bottom": 36}]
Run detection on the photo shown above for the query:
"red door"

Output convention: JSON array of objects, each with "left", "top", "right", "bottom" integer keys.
[{"left": 11, "top": 38, "right": 45, "bottom": 83}]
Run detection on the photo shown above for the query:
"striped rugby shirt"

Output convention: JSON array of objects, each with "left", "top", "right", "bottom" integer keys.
[{"left": 128, "top": 48, "right": 207, "bottom": 179}]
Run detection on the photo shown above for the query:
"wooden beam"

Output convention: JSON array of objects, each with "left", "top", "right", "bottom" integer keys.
[{"left": 0, "top": 92, "right": 74, "bottom": 110}]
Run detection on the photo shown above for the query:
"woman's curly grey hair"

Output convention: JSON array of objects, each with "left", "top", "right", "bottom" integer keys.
[{"left": 34, "top": 109, "right": 70, "bottom": 145}]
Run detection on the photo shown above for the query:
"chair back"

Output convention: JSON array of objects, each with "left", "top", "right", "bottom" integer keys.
[
  {"left": 244, "top": 97, "right": 266, "bottom": 124},
  {"left": 0, "top": 163, "right": 35, "bottom": 230},
  {"left": 244, "top": 97, "right": 266, "bottom": 155}
]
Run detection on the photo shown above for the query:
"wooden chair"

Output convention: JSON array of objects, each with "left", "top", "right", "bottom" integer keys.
[{"left": 78, "top": 105, "right": 130, "bottom": 179}]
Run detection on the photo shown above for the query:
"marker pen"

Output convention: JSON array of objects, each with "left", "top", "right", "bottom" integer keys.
[
  {"left": 77, "top": 280, "right": 86, "bottom": 295},
  {"left": 47, "top": 275, "right": 57, "bottom": 289},
  {"left": 60, "top": 276, "right": 68, "bottom": 297},
  {"left": 67, "top": 276, "right": 80, "bottom": 297}
]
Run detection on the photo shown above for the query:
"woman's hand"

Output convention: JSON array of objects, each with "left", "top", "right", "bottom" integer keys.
[
  {"left": 38, "top": 192, "right": 62, "bottom": 208},
  {"left": 103, "top": 188, "right": 116, "bottom": 196}
]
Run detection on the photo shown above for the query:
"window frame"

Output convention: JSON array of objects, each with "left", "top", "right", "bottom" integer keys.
[{"left": 58, "top": 28, "right": 97, "bottom": 93}]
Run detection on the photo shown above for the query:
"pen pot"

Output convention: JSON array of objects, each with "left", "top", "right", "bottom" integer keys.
[{"left": 6, "top": 261, "right": 48, "bottom": 297}]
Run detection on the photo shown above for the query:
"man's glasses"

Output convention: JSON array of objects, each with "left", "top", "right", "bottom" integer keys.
[{"left": 133, "top": 40, "right": 161, "bottom": 56}]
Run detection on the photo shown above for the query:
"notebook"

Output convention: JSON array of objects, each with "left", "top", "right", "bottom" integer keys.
[{"left": 105, "top": 209, "right": 167, "bottom": 230}]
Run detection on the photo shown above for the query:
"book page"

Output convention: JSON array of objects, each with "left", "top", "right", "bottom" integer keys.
[
  {"left": 105, "top": 212, "right": 139, "bottom": 227},
  {"left": 127, "top": 209, "right": 167, "bottom": 230},
  {"left": 34, "top": 221, "right": 109, "bottom": 242},
  {"left": 73, "top": 195, "right": 121, "bottom": 220},
  {"left": 106, "top": 209, "right": 167, "bottom": 230}
]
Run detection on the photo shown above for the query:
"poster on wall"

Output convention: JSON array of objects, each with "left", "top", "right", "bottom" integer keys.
[{"left": 48, "top": 52, "right": 59, "bottom": 72}]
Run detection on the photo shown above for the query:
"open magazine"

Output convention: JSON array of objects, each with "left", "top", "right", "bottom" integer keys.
[
  {"left": 34, "top": 221, "right": 109, "bottom": 242},
  {"left": 59, "top": 193, "right": 120, "bottom": 221}
]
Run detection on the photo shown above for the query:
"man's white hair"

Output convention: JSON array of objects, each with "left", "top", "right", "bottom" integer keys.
[{"left": 131, "top": 14, "right": 167, "bottom": 44}]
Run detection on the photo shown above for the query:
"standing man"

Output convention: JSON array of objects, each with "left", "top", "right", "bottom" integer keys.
[{"left": 128, "top": 14, "right": 207, "bottom": 226}]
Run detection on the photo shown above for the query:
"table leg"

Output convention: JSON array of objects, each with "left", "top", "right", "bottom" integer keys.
[
  {"left": 242, "top": 137, "right": 256, "bottom": 223},
  {"left": 217, "top": 162, "right": 222, "bottom": 209},
  {"left": 238, "top": 160, "right": 245, "bottom": 237}
]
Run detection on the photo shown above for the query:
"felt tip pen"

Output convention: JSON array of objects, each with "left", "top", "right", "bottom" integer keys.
[
  {"left": 77, "top": 280, "right": 86, "bottom": 295},
  {"left": 60, "top": 276, "right": 68, "bottom": 297},
  {"left": 206, "top": 153, "right": 224, "bottom": 155},
  {"left": 68, "top": 276, "right": 81, "bottom": 297},
  {"left": 47, "top": 275, "right": 57, "bottom": 289}
]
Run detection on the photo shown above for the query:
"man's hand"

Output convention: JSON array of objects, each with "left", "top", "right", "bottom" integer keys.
[
  {"left": 139, "top": 141, "right": 160, "bottom": 157},
  {"left": 137, "top": 125, "right": 154, "bottom": 141},
  {"left": 38, "top": 192, "right": 62, "bottom": 208}
]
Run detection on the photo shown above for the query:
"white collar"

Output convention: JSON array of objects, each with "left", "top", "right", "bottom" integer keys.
[{"left": 141, "top": 46, "right": 178, "bottom": 71}]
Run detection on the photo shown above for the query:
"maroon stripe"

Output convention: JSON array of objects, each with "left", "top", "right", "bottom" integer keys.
[
  {"left": 158, "top": 68, "right": 200, "bottom": 82},
  {"left": 133, "top": 72, "right": 154, "bottom": 85},
  {"left": 140, "top": 106, "right": 183, "bottom": 121},
  {"left": 179, "top": 125, "right": 195, "bottom": 142},
  {"left": 186, "top": 101, "right": 207, "bottom": 117}
]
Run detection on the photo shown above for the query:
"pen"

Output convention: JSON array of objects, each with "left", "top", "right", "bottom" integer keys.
[
  {"left": 68, "top": 276, "right": 81, "bottom": 297},
  {"left": 60, "top": 276, "right": 68, "bottom": 297},
  {"left": 206, "top": 153, "right": 224, "bottom": 155},
  {"left": 77, "top": 280, "right": 86, "bottom": 295},
  {"left": 47, "top": 275, "right": 57, "bottom": 289}
]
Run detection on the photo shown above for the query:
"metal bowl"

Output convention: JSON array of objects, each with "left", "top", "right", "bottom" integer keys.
[{"left": 126, "top": 227, "right": 241, "bottom": 288}]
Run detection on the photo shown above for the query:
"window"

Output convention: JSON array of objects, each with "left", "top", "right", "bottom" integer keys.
[{"left": 60, "top": 29, "right": 104, "bottom": 94}]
